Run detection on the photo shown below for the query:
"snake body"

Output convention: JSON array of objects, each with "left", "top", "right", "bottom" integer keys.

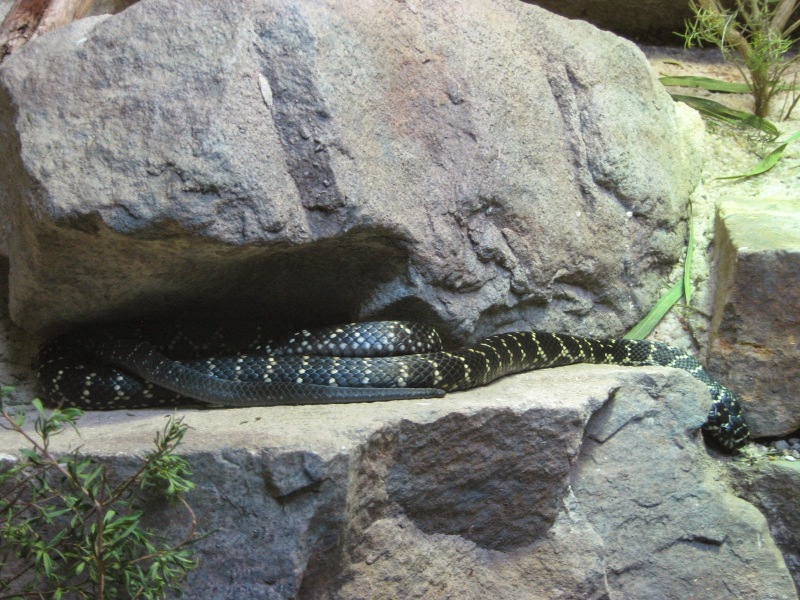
[{"left": 36, "top": 320, "right": 749, "bottom": 450}]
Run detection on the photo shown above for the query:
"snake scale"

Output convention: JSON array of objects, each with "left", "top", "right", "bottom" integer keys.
[{"left": 36, "top": 320, "right": 749, "bottom": 450}]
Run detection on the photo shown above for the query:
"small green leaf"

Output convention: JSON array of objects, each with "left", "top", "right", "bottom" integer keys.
[
  {"left": 670, "top": 94, "right": 779, "bottom": 137},
  {"left": 660, "top": 75, "right": 752, "bottom": 93},
  {"left": 43, "top": 551, "right": 54, "bottom": 576},
  {"left": 81, "top": 464, "right": 105, "bottom": 491},
  {"left": 12, "top": 411, "right": 26, "bottom": 427},
  {"left": 106, "top": 516, "right": 144, "bottom": 549},
  {"left": 716, "top": 131, "right": 800, "bottom": 180},
  {"left": 624, "top": 280, "right": 684, "bottom": 340},
  {"left": 19, "top": 448, "right": 41, "bottom": 463}
]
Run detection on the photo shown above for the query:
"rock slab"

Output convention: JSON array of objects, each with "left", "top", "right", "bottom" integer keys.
[
  {"left": 0, "top": 0, "right": 700, "bottom": 337},
  {"left": 710, "top": 198, "right": 800, "bottom": 438},
  {"left": 1, "top": 366, "right": 794, "bottom": 599},
  {"left": 729, "top": 460, "right": 800, "bottom": 594}
]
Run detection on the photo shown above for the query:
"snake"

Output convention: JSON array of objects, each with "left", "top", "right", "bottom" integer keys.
[{"left": 35, "top": 320, "right": 749, "bottom": 451}]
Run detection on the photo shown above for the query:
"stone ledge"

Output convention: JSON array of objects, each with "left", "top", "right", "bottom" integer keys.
[
  {"left": 710, "top": 198, "right": 800, "bottom": 438},
  {"left": 729, "top": 460, "right": 800, "bottom": 594},
  {"left": 1, "top": 365, "right": 795, "bottom": 599},
  {"left": 1, "top": 364, "right": 609, "bottom": 457}
]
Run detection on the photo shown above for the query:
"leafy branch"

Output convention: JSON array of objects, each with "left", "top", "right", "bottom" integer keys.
[{"left": 0, "top": 392, "right": 200, "bottom": 599}]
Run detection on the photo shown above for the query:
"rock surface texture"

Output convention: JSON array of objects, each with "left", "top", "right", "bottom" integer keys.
[
  {"left": 4, "top": 3, "right": 791, "bottom": 597},
  {"left": 0, "top": 367, "right": 795, "bottom": 599},
  {"left": 730, "top": 460, "right": 800, "bottom": 593},
  {"left": 710, "top": 198, "right": 800, "bottom": 438},
  {"left": 0, "top": 0, "right": 700, "bottom": 338}
]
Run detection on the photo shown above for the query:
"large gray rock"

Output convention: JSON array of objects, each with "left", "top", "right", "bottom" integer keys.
[
  {"left": 0, "top": 366, "right": 794, "bottom": 598},
  {"left": 729, "top": 460, "right": 800, "bottom": 593},
  {"left": 709, "top": 198, "right": 800, "bottom": 438},
  {"left": 0, "top": 0, "right": 700, "bottom": 337}
]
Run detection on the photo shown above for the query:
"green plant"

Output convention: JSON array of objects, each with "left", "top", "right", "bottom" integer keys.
[
  {"left": 0, "top": 391, "right": 200, "bottom": 599},
  {"left": 682, "top": 0, "right": 800, "bottom": 118},
  {"left": 624, "top": 204, "right": 695, "bottom": 340}
]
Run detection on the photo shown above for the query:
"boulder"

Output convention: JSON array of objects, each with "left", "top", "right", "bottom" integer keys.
[
  {"left": 0, "top": 0, "right": 700, "bottom": 338},
  {"left": 0, "top": 366, "right": 794, "bottom": 598},
  {"left": 729, "top": 460, "right": 800, "bottom": 592},
  {"left": 709, "top": 198, "right": 800, "bottom": 438}
]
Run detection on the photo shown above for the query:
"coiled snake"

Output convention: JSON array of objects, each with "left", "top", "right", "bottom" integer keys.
[{"left": 36, "top": 320, "right": 749, "bottom": 450}]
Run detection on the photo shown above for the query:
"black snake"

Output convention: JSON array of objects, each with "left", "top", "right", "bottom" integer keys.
[{"left": 36, "top": 320, "right": 749, "bottom": 450}]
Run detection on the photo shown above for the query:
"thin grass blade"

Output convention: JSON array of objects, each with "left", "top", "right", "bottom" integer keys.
[
  {"left": 624, "top": 280, "right": 684, "bottom": 340},
  {"left": 684, "top": 207, "right": 695, "bottom": 305},
  {"left": 660, "top": 75, "right": 752, "bottom": 92},
  {"left": 716, "top": 131, "right": 800, "bottom": 179},
  {"left": 670, "top": 94, "right": 779, "bottom": 136}
]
